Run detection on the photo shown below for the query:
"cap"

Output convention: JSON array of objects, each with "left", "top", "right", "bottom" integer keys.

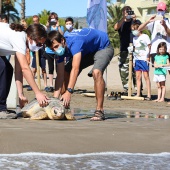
[{"left": 157, "top": 2, "right": 166, "bottom": 11}]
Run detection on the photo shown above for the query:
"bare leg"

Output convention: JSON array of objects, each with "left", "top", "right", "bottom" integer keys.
[
  {"left": 143, "top": 72, "right": 151, "bottom": 98},
  {"left": 154, "top": 82, "right": 161, "bottom": 102},
  {"left": 136, "top": 71, "right": 142, "bottom": 97},
  {"left": 159, "top": 81, "right": 166, "bottom": 102},
  {"left": 90, "top": 69, "right": 105, "bottom": 121},
  {"left": 48, "top": 74, "right": 54, "bottom": 87}
]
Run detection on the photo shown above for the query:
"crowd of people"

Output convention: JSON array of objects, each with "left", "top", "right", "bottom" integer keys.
[
  {"left": 108, "top": 2, "right": 170, "bottom": 104},
  {"left": 0, "top": 1, "right": 170, "bottom": 121}
]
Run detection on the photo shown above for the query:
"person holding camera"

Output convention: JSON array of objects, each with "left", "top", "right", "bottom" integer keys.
[
  {"left": 138, "top": 2, "right": 170, "bottom": 64},
  {"left": 114, "top": 6, "right": 141, "bottom": 96},
  {"left": 44, "top": 12, "right": 64, "bottom": 92}
]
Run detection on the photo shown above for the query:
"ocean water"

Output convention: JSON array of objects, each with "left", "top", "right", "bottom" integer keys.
[{"left": 0, "top": 152, "right": 170, "bottom": 170}]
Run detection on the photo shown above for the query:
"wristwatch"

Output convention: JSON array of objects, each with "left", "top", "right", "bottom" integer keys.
[{"left": 67, "top": 88, "right": 74, "bottom": 94}]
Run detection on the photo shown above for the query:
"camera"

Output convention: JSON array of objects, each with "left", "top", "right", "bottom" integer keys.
[
  {"left": 49, "top": 21, "right": 56, "bottom": 26},
  {"left": 127, "top": 10, "right": 134, "bottom": 15}
]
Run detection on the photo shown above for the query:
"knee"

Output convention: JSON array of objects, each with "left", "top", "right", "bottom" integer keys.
[
  {"left": 42, "top": 69, "right": 46, "bottom": 74},
  {"left": 92, "top": 69, "right": 102, "bottom": 81},
  {"left": 136, "top": 75, "right": 141, "bottom": 80}
]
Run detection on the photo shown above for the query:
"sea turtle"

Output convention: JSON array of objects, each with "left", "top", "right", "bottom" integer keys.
[{"left": 21, "top": 98, "right": 75, "bottom": 120}]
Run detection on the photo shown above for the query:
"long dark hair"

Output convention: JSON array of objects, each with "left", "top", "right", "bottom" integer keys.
[
  {"left": 26, "top": 24, "right": 47, "bottom": 41},
  {"left": 157, "top": 42, "right": 167, "bottom": 55}
]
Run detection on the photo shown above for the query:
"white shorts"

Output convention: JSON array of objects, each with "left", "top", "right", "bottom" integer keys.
[{"left": 153, "top": 74, "right": 166, "bottom": 83}]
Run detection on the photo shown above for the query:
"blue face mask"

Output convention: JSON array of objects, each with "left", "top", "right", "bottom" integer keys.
[
  {"left": 132, "top": 30, "right": 139, "bottom": 36},
  {"left": 55, "top": 45, "right": 65, "bottom": 56},
  {"left": 157, "top": 11, "right": 165, "bottom": 16}
]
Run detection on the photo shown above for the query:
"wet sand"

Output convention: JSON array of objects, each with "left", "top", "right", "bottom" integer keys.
[
  {"left": 0, "top": 117, "right": 170, "bottom": 154},
  {"left": 1, "top": 56, "right": 170, "bottom": 154}
]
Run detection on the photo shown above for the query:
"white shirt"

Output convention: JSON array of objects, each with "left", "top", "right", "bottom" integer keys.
[
  {"left": 133, "top": 34, "right": 151, "bottom": 61},
  {"left": 0, "top": 23, "right": 27, "bottom": 56},
  {"left": 147, "top": 19, "right": 170, "bottom": 54}
]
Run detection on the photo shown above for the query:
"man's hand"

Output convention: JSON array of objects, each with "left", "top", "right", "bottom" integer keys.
[
  {"left": 35, "top": 92, "right": 49, "bottom": 107},
  {"left": 60, "top": 91, "right": 71, "bottom": 108}
]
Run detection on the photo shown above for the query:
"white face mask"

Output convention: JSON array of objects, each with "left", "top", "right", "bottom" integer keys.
[
  {"left": 132, "top": 30, "right": 139, "bottom": 36},
  {"left": 28, "top": 40, "right": 42, "bottom": 51},
  {"left": 66, "top": 24, "right": 73, "bottom": 31},
  {"left": 157, "top": 11, "right": 165, "bottom": 16},
  {"left": 126, "top": 15, "right": 132, "bottom": 19},
  {"left": 50, "top": 18, "right": 56, "bottom": 22}
]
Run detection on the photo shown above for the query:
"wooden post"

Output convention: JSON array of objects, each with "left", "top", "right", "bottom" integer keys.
[
  {"left": 121, "top": 43, "right": 144, "bottom": 100},
  {"left": 35, "top": 51, "right": 41, "bottom": 90},
  {"left": 128, "top": 43, "right": 133, "bottom": 96}
]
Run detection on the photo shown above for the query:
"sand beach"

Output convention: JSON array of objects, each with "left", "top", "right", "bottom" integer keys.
[{"left": 1, "top": 56, "right": 170, "bottom": 169}]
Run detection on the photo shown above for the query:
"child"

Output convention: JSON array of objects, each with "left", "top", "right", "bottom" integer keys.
[
  {"left": 130, "top": 23, "right": 151, "bottom": 100},
  {"left": 64, "top": 17, "right": 74, "bottom": 37},
  {"left": 153, "top": 42, "right": 170, "bottom": 102}
]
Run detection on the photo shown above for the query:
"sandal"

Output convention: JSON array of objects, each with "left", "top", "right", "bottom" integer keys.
[{"left": 90, "top": 110, "right": 105, "bottom": 121}]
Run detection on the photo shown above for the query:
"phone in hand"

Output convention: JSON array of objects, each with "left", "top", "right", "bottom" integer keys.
[
  {"left": 49, "top": 21, "right": 56, "bottom": 26},
  {"left": 154, "top": 15, "right": 163, "bottom": 21},
  {"left": 127, "top": 10, "right": 134, "bottom": 15}
]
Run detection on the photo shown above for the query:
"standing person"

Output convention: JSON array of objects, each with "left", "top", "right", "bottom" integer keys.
[
  {"left": 0, "top": 15, "right": 11, "bottom": 61},
  {"left": 46, "top": 28, "right": 114, "bottom": 121},
  {"left": 0, "top": 23, "right": 48, "bottom": 119},
  {"left": 129, "top": 23, "right": 151, "bottom": 100},
  {"left": 64, "top": 17, "right": 74, "bottom": 36},
  {"left": 27, "top": 15, "right": 48, "bottom": 91},
  {"left": 45, "top": 12, "right": 64, "bottom": 92},
  {"left": 138, "top": 2, "right": 170, "bottom": 64},
  {"left": 153, "top": 42, "right": 169, "bottom": 102},
  {"left": 64, "top": 17, "right": 75, "bottom": 63},
  {"left": 114, "top": 6, "right": 141, "bottom": 96}
]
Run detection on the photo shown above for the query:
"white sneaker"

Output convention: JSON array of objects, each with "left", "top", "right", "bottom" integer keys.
[{"left": 0, "top": 111, "right": 17, "bottom": 119}]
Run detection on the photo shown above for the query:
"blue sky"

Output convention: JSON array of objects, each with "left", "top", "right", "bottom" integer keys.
[{"left": 15, "top": 0, "right": 116, "bottom": 17}]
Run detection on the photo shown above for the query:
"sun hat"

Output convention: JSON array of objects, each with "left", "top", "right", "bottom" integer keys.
[{"left": 157, "top": 2, "right": 166, "bottom": 11}]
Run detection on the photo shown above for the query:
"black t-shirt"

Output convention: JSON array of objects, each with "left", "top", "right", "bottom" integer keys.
[{"left": 118, "top": 19, "right": 141, "bottom": 52}]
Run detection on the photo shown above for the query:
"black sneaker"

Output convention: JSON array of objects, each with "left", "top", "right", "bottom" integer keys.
[
  {"left": 107, "top": 91, "right": 117, "bottom": 100},
  {"left": 44, "top": 87, "right": 49, "bottom": 92},
  {"left": 116, "top": 92, "right": 122, "bottom": 100},
  {"left": 27, "top": 86, "right": 32, "bottom": 91},
  {"left": 121, "top": 92, "right": 128, "bottom": 96},
  {"left": 48, "top": 87, "right": 54, "bottom": 92}
]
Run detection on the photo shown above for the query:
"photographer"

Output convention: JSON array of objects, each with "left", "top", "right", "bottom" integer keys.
[
  {"left": 138, "top": 2, "right": 170, "bottom": 64},
  {"left": 114, "top": 6, "right": 141, "bottom": 96}
]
